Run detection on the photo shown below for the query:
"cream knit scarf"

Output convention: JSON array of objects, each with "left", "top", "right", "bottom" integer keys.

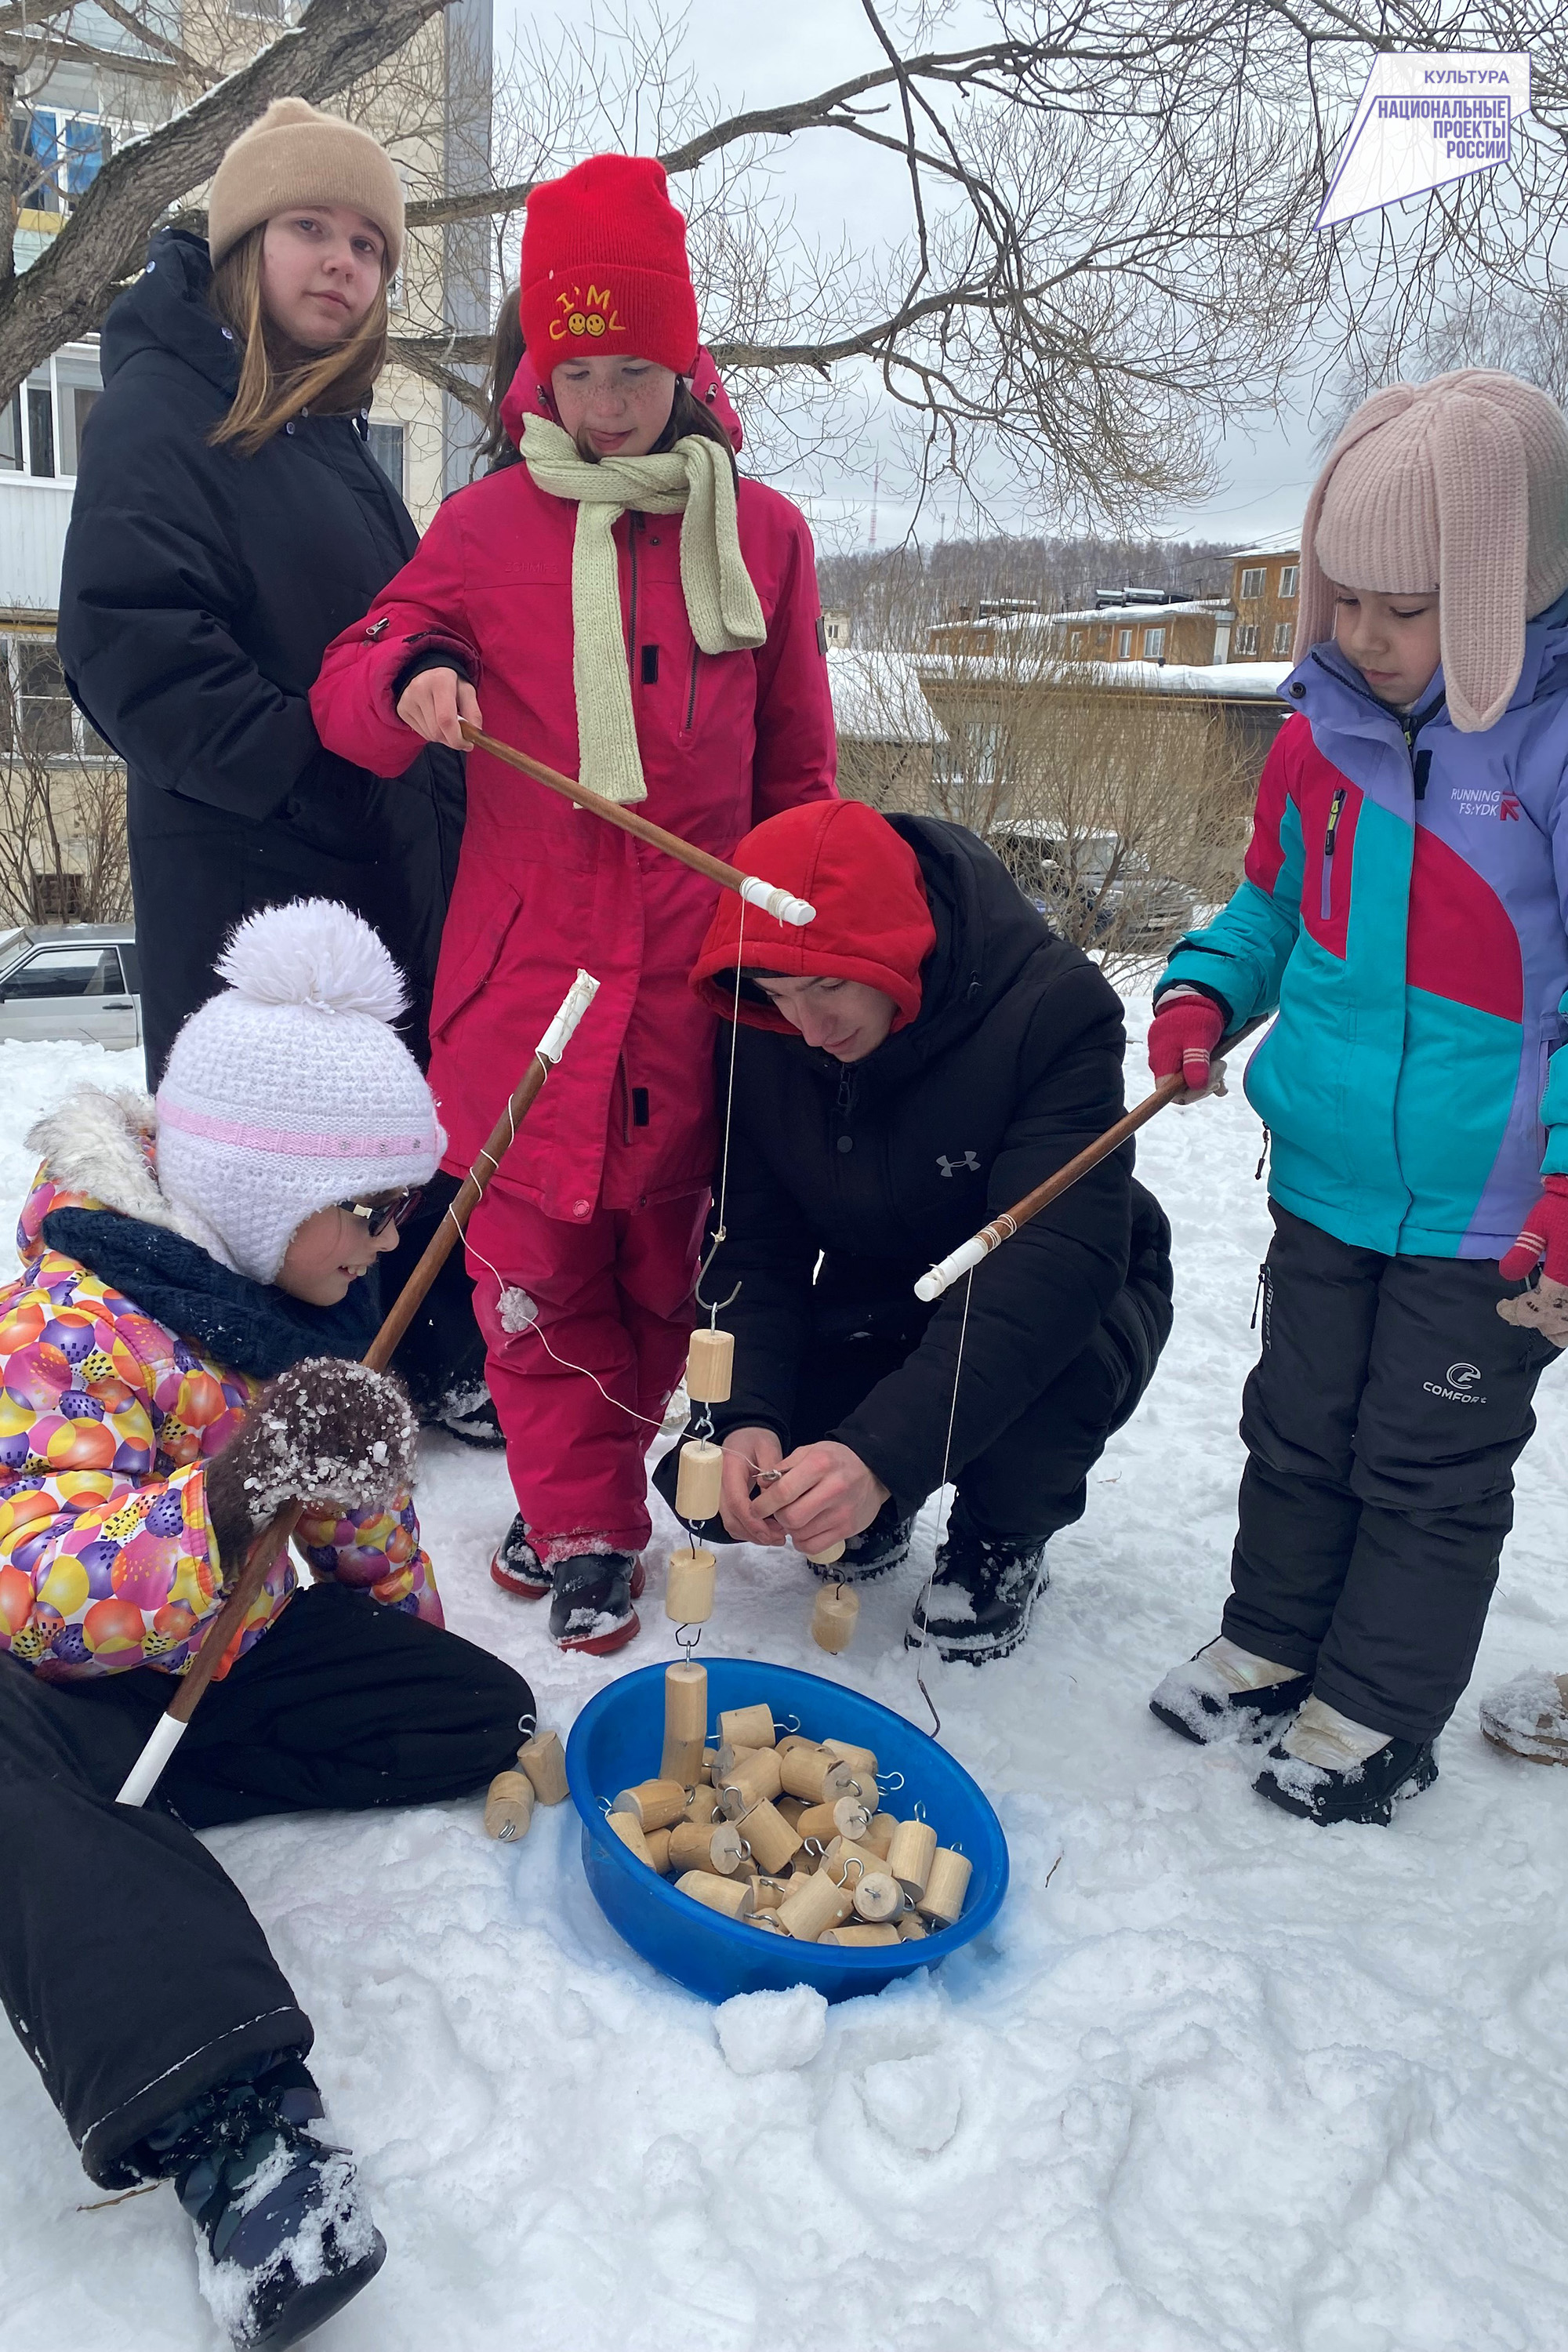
[{"left": 521, "top": 413, "right": 767, "bottom": 804}]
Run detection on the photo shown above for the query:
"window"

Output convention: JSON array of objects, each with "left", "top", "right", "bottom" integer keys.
[
  {"left": 1278, "top": 564, "right": 1299, "bottom": 599},
  {"left": 0, "top": 636, "right": 112, "bottom": 760},
  {"left": 12, "top": 107, "right": 106, "bottom": 212},
  {"left": 1239, "top": 567, "right": 1265, "bottom": 601},
  {"left": 1116, "top": 628, "right": 1133, "bottom": 659},
  {"left": 1272, "top": 621, "right": 1294, "bottom": 656},
  {"left": 0, "top": 344, "right": 103, "bottom": 481},
  {"left": 0, "top": 943, "right": 122, "bottom": 1000},
  {"left": 29, "top": 872, "right": 87, "bottom": 923},
  {"left": 367, "top": 421, "right": 405, "bottom": 496},
  {"left": 1142, "top": 626, "right": 1167, "bottom": 659},
  {"left": 1234, "top": 623, "right": 1261, "bottom": 655}
]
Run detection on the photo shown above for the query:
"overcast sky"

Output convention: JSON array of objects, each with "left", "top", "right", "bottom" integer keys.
[{"left": 494, "top": 0, "right": 1319, "bottom": 550}]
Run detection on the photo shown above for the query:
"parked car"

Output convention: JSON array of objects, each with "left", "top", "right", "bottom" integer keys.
[{"left": 0, "top": 923, "right": 141, "bottom": 1050}]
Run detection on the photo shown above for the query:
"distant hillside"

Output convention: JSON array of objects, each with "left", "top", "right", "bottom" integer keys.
[{"left": 817, "top": 534, "right": 1244, "bottom": 646}]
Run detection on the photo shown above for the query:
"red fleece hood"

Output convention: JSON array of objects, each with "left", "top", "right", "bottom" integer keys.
[
  {"left": 499, "top": 345, "right": 744, "bottom": 459},
  {"left": 691, "top": 800, "right": 937, "bottom": 1033}
]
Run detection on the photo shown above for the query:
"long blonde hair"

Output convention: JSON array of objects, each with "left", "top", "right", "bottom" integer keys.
[{"left": 208, "top": 222, "right": 389, "bottom": 457}]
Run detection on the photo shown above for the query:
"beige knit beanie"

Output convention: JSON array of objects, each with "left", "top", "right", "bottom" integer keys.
[
  {"left": 208, "top": 97, "right": 404, "bottom": 275},
  {"left": 1300, "top": 369, "right": 1568, "bottom": 732}
]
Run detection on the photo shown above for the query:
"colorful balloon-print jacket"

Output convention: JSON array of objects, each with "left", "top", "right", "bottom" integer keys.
[
  {"left": 0, "top": 1092, "right": 439, "bottom": 1682},
  {"left": 1157, "top": 603, "right": 1568, "bottom": 1259}
]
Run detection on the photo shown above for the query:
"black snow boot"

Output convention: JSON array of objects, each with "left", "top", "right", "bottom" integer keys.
[
  {"left": 144, "top": 2057, "right": 384, "bottom": 2351},
  {"left": 549, "top": 1550, "right": 643, "bottom": 1654},
  {"left": 811, "top": 1498, "right": 916, "bottom": 1584},
  {"left": 1251, "top": 1696, "right": 1439, "bottom": 1825},
  {"left": 492, "top": 1515, "right": 647, "bottom": 1613},
  {"left": 1149, "top": 1636, "right": 1312, "bottom": 1744},
  {"left": 904, "top": 1515, "right": 1049, "bottom": 1664},
  {"left": 432, "top": 1378, "right": 506, "bottom": 1449}
]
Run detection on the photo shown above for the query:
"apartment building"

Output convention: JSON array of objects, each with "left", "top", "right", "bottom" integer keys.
[{"left": 1227, "top": 531, "right": 1301, "bottom": 661}]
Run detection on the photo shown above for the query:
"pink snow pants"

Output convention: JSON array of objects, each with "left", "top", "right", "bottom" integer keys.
[{"left": 466, "top": 1185, "right": 707, "bottom": 1555}]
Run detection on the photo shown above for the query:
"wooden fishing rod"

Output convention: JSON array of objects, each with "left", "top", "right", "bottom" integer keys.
[
  {"left": 459, "top": 722, "right": 818, "bottom": 927},
  {"left": 915, "top": 1017, "right": 1269, "bottom": 1301},
  {"left": 114, "top": 968, "right": 601, "bottom": 1809}
]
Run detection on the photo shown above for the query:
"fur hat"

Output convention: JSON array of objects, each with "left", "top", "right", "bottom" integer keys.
[
  {"left": 208, "top": 96, "right": 404, "bottom": 274},
  {"left": 154, "top": 901, "right": 443, "bottom": 1284},
  {"left": 1301, "top": 369, "right": 1568, "bottom": 731}
]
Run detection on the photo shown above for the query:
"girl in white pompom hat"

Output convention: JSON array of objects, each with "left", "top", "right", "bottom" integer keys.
[
  {"left": 1142, "top": 369, "right": 1568, "bottom": 1824},
  {"left": 0, "top": 900, "right": 531, "bottom": 2350}
]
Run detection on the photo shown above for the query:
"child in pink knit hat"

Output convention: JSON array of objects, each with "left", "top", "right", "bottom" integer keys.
[{"left": 1143, "top": 368, "right": 1568, "bottom": 1824}]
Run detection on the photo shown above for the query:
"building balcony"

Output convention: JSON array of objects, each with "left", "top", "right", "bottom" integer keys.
[{"left": 0, "top": 475, "right": 74, "bottom": 617}]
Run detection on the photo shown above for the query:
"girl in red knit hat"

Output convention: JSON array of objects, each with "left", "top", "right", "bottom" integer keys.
[{"left": 311, "top": 154, "right": 837, "bottom": 1652}]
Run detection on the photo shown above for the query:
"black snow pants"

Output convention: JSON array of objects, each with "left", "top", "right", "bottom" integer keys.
[
  {"left": 1223, "top": 1203, "right": 1559, "bottom": 1743},
  {"left": 0, "top": 1584, "right": 530, "bottom": 2187},
  {"left": 656, "top": 1251, "right": 1173, "bottom": 1548}
]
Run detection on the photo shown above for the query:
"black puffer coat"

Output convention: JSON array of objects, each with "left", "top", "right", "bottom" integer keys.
[
  {"left": 702, "top": 816, "right": 1173, "bottom": 1512},
  {"left": 58, "top": 230, "right": 464, "bottom": 1081}
]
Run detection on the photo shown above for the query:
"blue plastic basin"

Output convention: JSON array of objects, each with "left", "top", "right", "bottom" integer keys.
[{"left": 565, "top": 1657, "right": 1008, "bottom": 2004}]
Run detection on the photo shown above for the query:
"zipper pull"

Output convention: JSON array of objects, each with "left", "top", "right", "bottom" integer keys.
[
  {"left": 1254, "top": 1124, "right": 1270, "bottom": 1183},
  {"left": 1251, "top": 1261, "right": 1267, "bottom": 1330}
]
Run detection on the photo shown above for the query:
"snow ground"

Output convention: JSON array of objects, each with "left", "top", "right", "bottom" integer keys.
[{"left": 5, "top": 1021, "right": 1568, "bottom": 2352}]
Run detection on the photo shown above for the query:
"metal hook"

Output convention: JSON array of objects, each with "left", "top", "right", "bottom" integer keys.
[
  {"left": 517, "top": 1709, "right": 539, "bottom": 1743},
  {"left": 912, "top": 1799, "right": 928, "bottom": 1824},
  {"left": 597, "top": 1795, "right": 613, "bottom": 1817},
  {"left": 775, "top": 1713, "right": 801, "bottom": 1735},
  {"left": 803, "top": 1836, "right": 826, "bottom": 1859},
  {"left": 675, "top": 1621, "right": 703, "bottom": 1658},
  {"left": 692, "top": 1228, "right": 742, "bottom": 1316},
  {"left": 880, "top": 1769, "right": 906, "bottom": 1794},
  {"left": 833, "top": 1854, "right": 865, "bottom": 1887}
]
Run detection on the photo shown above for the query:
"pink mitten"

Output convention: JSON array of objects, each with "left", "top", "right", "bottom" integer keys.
[
  {"left": 1149, "top": 994, "right": 1225, "bottom": 1092},
  {"left": 1500, "top": 1175, "right": 1568, "bottom": 1282}
]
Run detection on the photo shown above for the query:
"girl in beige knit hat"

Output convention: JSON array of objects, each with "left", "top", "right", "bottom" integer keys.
[
  {"left": 57, "top": 100, "right": 493, "bottom": 1449},
  {"left": 1142, "top": 368, "right": 1568, "bottom": 1824}
]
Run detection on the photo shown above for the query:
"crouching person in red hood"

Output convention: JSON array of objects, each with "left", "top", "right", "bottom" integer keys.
[{"left": 659, "top": 800, "right": 1175, "bottom": 1663}]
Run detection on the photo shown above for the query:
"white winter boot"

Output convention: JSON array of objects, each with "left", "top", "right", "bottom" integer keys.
[{"left": 1149, "top": 1635, "right": 1311, "bottom": 1744}]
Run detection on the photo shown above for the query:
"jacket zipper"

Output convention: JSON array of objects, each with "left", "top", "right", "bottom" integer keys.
[
  {"left": 1319, "top": 787, "right": 1345, "bottom": 920},
  {"left": 684, "top": 645, "right": 701, "bottom": 731},
  {"left": 626, "top": 514, "right": 640, "bottom": 681}
]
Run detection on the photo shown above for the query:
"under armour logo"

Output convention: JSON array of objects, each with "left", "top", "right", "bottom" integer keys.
[{"left": 938, "top": 1151, "right": 981, "bottom": 1178}]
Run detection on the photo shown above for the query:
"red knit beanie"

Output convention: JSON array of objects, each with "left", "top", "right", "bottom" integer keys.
[{"left": 521, "top": 155, "right": 700, "bottom": 378}]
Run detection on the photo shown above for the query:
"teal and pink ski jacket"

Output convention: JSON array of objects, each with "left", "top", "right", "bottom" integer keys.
[{"left": 1157, "top": 604, "right": 1568, "bottom": 1259}]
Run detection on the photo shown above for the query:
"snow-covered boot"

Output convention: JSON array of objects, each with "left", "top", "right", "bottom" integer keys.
[
  {"left": 149, "top": 2059, "right": 383, "bottom": 2350},
  {"left": 1149, "top": 1636, "right": 1312, "bottom": 1744},
  {"left": 904, "top": 1517, "right": 1049, "bottom": 1664},
  {"left": 811, "top": 1498, "right": 916, "bottom": 1584},
  {"left": 548, "top": 1550, "right": 642, "bottom": 1653},
  {"left": 492, "top": 1513, "right": 645, "bottom": 1610},
  {"left": 432, "top": 1379, "right": 505, "bottom": 1448},
  {"left": 1479, "top": 1668, "right": 1568, "bottom": 1763},
  {"left": 1252, "top": 1695, "right": 1438, "bottom": 1825}
]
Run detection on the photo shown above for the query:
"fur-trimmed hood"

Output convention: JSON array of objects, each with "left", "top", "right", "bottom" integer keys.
[{"left": 24, "top": 1084, "right": 200, "bottom": 1245}]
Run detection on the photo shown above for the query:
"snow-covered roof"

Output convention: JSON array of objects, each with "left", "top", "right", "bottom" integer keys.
[
  {"left": 1047, "top": 601, "right": 1229, "bottom": 628},
  {"left": 916, "top": 653, "right": 1294, "bottom": 702},
  {"left": 1229, "top": 529, "right": 1302, "bottom": 561},
  {"left": 826, "top": 648, "right": 946, "bottom": 744}
]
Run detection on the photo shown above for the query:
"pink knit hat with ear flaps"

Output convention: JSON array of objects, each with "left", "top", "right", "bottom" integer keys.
[{"left": 1300, "top": 370, "right": 1568, "bottom": 732}]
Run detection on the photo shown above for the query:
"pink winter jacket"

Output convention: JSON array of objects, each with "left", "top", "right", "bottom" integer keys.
[{"left": 310, "top": 354, "right": 837, "bottom": 1223}]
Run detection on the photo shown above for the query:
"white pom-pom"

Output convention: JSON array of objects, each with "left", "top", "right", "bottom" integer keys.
[
  {"left": 499, "top": 1287, "right": 538, "bottom": 1333},
  {"left": 216, "top": 899, "right": 408, "bottom": 1022}
]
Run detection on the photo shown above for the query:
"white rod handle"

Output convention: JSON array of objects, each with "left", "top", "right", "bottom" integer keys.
[
  {"left": 116, "top": 1710, "right": 189, "bottom": 1808},
  {"left": 739, "top": 876, "right": 815, "bottom": 927},
  {"left": 914, "top": 1232, "right": 993, "bottom": 1302},
  {"left": 536, "top": 968, "right": 600, "bottom": 1063}
]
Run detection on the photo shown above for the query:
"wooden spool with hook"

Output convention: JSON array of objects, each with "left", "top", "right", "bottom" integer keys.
[
  {"left": 734, "top": 1797, "right": 803, "bottom": 1875},
  {"left": 676, "top": 1870, "right": 755, "bottom": 1920},
  {"left": 811, "top": 1582, "right": 858, "bottom": 1653},
  {"left": 644, "top": 1828, "right": 673, "bottom": 1875},
  {"left": 517, "top": 1730, "right": 568, "bottom": 1806},
  {"left": 717, "top": 1704, "right": 777, "bottom": 1751},
  {"left": 685, "top": 1326, "right": 734, "bottom": 1403},
  {"left": 917, "top": 1847, "right": 973, "bottom": 1926},
  {"left": 862, "top": 1810, "right": 898, "bottom": 1860},
  {"left": 612, "top": 1777, "right": 688, "bottom": 1832},
  {"left": 779, "top": 1744, "right": 862, "bottom": 1806},
  {"left": 805, "top": 1538, "right": 846, "bottom": 1568},
  {"left": 674, "top": 1439, "right": 724, "bottom": 1522},
  {"left": 851, "top": 1870, "right": 903, "bottom": 1924},
  {"left": 887, "top": 1818, "right": 938, "bottom": 1900},
  {"left": 483, "top": 1769, "right": 535, "bottom": 1842},
  {"left": 717, "top": 1748, "right": 784, "bottom": 1817},
  {"left": 607, "top": 1809, "right": 655, "bottom": 1868},
  {"left": 665, "top": 1546, "right": 716, "bottom": 1625},
  {"left": 683, "top": 1783, "right": 720, "bottom": 1827},
  {"left": 659, "top": 1661, "right": 708, "bottom": 1784},
  {"left": 824, "top": 1738, "right": 879, "bottom": 1780},
  {"left": 668, "top": 1820, "right": 722, "bottom": 1875},
  {"left": 821, "top": 1922, "right": 900, "bottom": 1947},
  {"left": 776, "top": 1863, "right": 856, "bottom": 1942}
]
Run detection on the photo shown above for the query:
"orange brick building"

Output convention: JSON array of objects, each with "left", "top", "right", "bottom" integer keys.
[{"left": 1227, "top": 532, "right": 1301, "bottom": 662}]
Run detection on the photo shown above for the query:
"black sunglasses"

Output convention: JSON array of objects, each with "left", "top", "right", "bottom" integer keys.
[{"left": 336, "top": 1186, "right": 423, "bottom": 1239}]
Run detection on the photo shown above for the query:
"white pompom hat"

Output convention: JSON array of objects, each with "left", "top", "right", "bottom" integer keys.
[{"left": 154, "top": 899, "right": 445, "bottom": 1283}]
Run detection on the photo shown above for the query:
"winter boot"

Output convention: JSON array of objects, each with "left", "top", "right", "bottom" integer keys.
[
  {"left": 144, "top": 2058, "right": 383, "bottom": 2351},
  {"left": 810, "top": 1498, "right": 916, "bottom": 1584},
  {"left": 548, "top": 1550, "right": 642, "bottom": 1654},
  {"left": 492, "top": 1513, "right": 645, "bottom": 1607},
  {"left": 1149, "top": 1636, "right": 1312, "bottom": 1744},
  {"left": 1252, "top": 1695, "right": 1438, "bottom": 1825},
  {"left": 904, "top": 1516, "right": 1049, "bottom": 1664},
  {"left": 1479, "top": 1668, "right": 1568, "bottom": 1763},
  {"left": 432, "top": 1379, "right": 506, "bottom": 1449}
]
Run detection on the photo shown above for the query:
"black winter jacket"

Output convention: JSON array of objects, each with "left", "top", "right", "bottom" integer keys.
[
  {"left": 57, "top": 230, "right": 463, "bottom": 1079},
  {"left": 708, "top": 817, "right": 1171, "bottom": 1512}
]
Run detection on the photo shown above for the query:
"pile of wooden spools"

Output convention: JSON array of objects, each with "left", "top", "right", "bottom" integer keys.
[
  {"left": 599, "top": 1661, "right": 971, "bottom": 1945},
  {"left": 670, "top": 1326, "right": 861, "bottom": 1654}
]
